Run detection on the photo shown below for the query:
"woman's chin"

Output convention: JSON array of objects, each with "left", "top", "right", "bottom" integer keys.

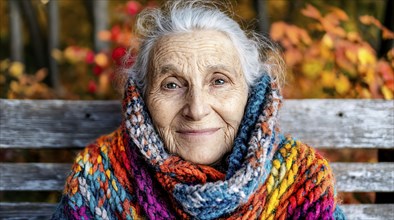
[{"left": 179, "top": 149, "right": 225, "bottom": 165}]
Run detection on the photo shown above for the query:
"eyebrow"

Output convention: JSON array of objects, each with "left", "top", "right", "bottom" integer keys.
[
  {"left": 206, "top": 64, "right": 236, "bottom": 75},
  {"left": 158, "top": 64, "right": 180, "bottom": 75}
]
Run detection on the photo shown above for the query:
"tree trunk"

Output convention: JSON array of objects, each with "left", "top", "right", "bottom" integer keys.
[
  {"left": 253, "top": 0, "right": 269, "bottom": 35},
  {"left": 92, "top": 0, "right": 109, "bottom": 52},
  {"left": 19, "top": 0, "right": 47, "bottom": 69},
  {"left": 9, "top": 0, "right": 23, "bottom": 63},
  {"left": 47, "top": 0, "right": 61, "bottom": 94}
]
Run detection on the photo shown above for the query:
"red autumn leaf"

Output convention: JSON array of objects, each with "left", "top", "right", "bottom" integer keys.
[
  {"left": 85, "top": 50, "right": 95, "bottom": 64},
  {"left": 112, "top": 47, "right": 127, "bottom": 65},
  {"left": 110, "top": 25, "right": 122, "bottom": 41},
  {"left": 126, "top": 1, "right": 142, "bottom": 16},
  {"left": 88, "top": 80, "right": 97, "bottom": 94},
  {"left": 376, "top": 61, "right": 394, "bottom": 90},
  {"left": 93, "top": 65, "right": 103, "bottom": 76}
]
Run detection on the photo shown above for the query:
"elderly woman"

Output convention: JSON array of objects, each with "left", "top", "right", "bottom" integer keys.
[{"left": 53, "top": 0, "right": 346, "bottom": 219}]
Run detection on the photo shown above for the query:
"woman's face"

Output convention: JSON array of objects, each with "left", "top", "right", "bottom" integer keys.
[{"left": 145, "top": 30, "right": 248, "bottom": 165}]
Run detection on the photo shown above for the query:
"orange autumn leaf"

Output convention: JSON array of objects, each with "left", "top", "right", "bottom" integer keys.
[
  {"left": 321, "top": 71, "right": 336, "bottom": 87},
  {"left": 300, "top": 29, "right": 312, "bottom": 45},
  {"left": 286, "top": 25, "right": 301, "bottom": 45},
  {"left": 359, "top": 15, "right": 394, "bottom": 39},
  {"left": 347, "top": 32, "right": 362, "bottom": 42},
  {"left": 284, "top": 48, "right": 303, "bottom": 67},
  {"left": 301, "top": 4, "right": 322, "bottom": 20},
  {"left": 329, "top": 7, "right": 349, "bottom": 21},
  {"left": 270, "top": 22, "right": 286, "bottom": 41}
]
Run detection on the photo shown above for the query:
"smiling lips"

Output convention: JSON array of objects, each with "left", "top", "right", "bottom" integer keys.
[{"left": 176, "top": 128, "right": 220, "bottom": 137}]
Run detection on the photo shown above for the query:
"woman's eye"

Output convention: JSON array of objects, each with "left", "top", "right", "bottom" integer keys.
[
  {"left": 213, "top": 79, "right": 225, "bottom": 85},
  {"left": 163, "top": 82, "right": 180, "bottom": 89}
]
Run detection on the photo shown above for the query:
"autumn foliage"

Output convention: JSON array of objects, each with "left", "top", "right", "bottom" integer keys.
[
  {"left": 271, "top": 4, "right": 394, "bottom": 99},
  {"left": 1, "top": 2, "right": 393, "bottom": 100}
]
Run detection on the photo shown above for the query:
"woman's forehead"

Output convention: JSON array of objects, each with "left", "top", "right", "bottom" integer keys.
[{"left": 151, "top": 30, "right": 240, "bottom": 67}]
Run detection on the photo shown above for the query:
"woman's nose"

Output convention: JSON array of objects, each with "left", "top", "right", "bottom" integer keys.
[{"left": 182, "top": 88, "right": 211, "bottom": 121}]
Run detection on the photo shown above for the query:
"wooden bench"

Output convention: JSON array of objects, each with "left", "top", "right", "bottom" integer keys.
[{"left": 0, "top": 99, "right": 393, "bottom": 219}]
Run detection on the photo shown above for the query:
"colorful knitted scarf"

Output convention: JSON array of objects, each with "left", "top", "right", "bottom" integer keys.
[{"left": 52, "top": 74, "right": 346, "bottom": 219}]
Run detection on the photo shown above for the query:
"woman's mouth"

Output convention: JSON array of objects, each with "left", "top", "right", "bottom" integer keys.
[{"left": 176, "top": 128, "right": 220, "bottom": 136}]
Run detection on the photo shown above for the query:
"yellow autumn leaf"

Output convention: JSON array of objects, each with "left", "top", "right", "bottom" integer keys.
[
  {"left": 63, "top": 47, "right": 79, "bottom": 63},
  {"left": 322, "top": 34, "right": 334, "bottom": 49},
  {"left": 321, "top": 71, "right": 336, "bottom": 87},
  {"left": 357, "top": 48, "right": 376, "bottom": 65},
  {"left": 335, "top": 74, "right": 351, "bottom": 95},
  {"left": 302, "top": 60, "right": 323, "bottom": 79},
  {"left": 51, "top": 48, "right": 63, "bottom": 62},
  {"left": 320, "top": 45, "right": 333, "bottom": 61},
  {"left": 361, "top": 88, "right": 372, "bottom": 99},
  {"left": 95, "top": 53, "right": 109, "bottom": 67},
  {"left": 381, "top": 85, "right": 393, "bottom": 100},
  {"left": 363, "top": 68, "right": 375, "bottom": 84},
  {"left": 9, "top": 62, "right": 25, "bottom": 78},
  {"left": 345, "top": 50, "right": 358, "bottom": 65},
  {"left": 10, "top": 81, "right": 20, "bottom": 93},
  {"left": 347, "top": 32, "right": 361, "bottom": 42}
]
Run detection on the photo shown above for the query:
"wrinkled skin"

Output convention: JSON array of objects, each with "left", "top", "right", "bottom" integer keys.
[{"left": 145, "top": 30, "right": 248, "bottom": 165}]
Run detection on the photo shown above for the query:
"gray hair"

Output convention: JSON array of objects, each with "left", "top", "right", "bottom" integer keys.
[{"left": 126, "top": 0, "right": 285, "bottom": 93}]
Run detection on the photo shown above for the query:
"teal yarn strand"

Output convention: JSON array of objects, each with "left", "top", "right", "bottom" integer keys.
[{"left": 226, "top": 74, "right": 271, "bottom": 179}]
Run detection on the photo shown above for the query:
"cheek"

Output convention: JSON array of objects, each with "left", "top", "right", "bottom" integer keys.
[
  {"left": 146, "top": 95, "right": 176, "bottom": 128},
  {"left": 217, "top": 86, "right": 248, "bottom": 123}
]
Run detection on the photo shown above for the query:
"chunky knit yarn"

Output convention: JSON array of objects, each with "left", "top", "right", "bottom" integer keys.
[{"left": 52, "top": 74, "right": 346, "bottom": 219}]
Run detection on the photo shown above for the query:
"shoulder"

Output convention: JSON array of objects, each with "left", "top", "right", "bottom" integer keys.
[
  {"left": 59, "top": 128, "right": 140, "bottom": 218},
  {"left": 264, "top": 136, "right": 339, "bottom": 218},
  {"left": 275, "top": 136, "right": 330, "bottom": 169},
  {"left": 273, "top": 136, "right": 333, "bottom": 184},
  {"left": 63, "top": 128, "right": 129, "bottom": 197}
]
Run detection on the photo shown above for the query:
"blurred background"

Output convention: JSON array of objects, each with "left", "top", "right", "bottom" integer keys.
[{"left": 0, "top": 0, "right": 393, "bottom": 206}]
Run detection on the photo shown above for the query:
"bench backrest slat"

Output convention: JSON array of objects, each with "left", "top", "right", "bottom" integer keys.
[
  {"left": 1, "top": 162, "right": 393, "bottom": 192},
  {"left": 1, "top": 99, "right": 393, "bottom": 149},
  {"left": 1, "top": 99, "right": 393, "bottom": 219}
]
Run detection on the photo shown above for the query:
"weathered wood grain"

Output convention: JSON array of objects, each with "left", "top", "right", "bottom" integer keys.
[
  {"left": 1, "top": 162, "right": 393, "bottom": 192},
  {"left": 1, "top": 99, "right": 393, "bottom": 149},
  {"left": 0, "top": 163, "right": 70, "bottom": 191},
  {"left": 0, "top": 203, "right": 392, "bottom": 220},
  {"left": 0, "top": 202, "right": 56, "bottom": 220},
  {"left": 331, "top": 162, "right": 394, "bottom": 192},
  {"left": 280, "top": 99, "right": 394, "bottom": 148},
  {"left": 341, "top": 204, "right": 394, "bottom": 220},
  {"left": 0, "top": 99, "right": 122, "bottom": 148}
]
